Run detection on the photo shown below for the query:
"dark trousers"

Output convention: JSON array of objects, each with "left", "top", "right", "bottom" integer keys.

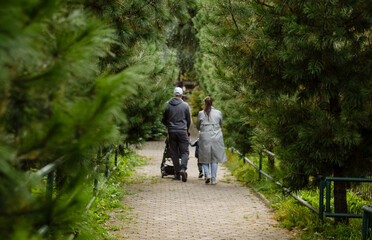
[{"left": 168, "top": 131, "right": 189, "bottom": 173}]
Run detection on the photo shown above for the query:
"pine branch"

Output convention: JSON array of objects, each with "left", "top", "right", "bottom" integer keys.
[
  {"left": 24, "top": 0, "right": 51, "bottom": 28},
  {"left": 227, "top": 0, "right": 252, "bottom": 52},
  {"left": 129, "top": 0, "right": 156, "bottom": 17},
  {"left": 255, "top": 0, "right": 274, "bottom": 9}
]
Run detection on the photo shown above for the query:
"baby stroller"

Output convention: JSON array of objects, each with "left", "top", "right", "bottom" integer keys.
[{"left": 160, "top": 137, "right": 176, "bottom": 178}]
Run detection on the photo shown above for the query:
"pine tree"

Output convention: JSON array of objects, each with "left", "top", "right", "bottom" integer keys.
[
  {"left": 0, "top": 0, "right": 195, "bottom": 238},
  {"left": 250, "top": 0, "right": 372, "bottom": 222},
  {"left": 193, "top": 0, "right": 255, "bottom": 153},
  {"left": 119, "top": 42, "right": 178, "bottom": 142},
  {"left": 195, "top": 0, "right": 372, "bottom": 222},
  {"left": 167, "top": 0, "right": 199, "bottom": 82},
  {"left": 0, "top": 0, "right": 137, "bottom": 238},
  {"left": 84, "top": 0, "right": 183, "bottom": 143}
]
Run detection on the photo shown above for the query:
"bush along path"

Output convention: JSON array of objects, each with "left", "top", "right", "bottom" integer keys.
[{"left": 108, "top": 135, "right": 297, "bottom": 239}]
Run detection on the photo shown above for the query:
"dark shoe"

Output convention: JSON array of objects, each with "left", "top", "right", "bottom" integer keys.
[
  {"left": 205, "top": 176, "right": 211, "bottom": 184},
  {"left": 180, "top": 169, "right": 187, "bottom": 182},
  {"left": 198, "top": 172, "right": 203, "bottom": 178},
  {"left": 172, "top": 174, "right": 180, "bottom": 180}
]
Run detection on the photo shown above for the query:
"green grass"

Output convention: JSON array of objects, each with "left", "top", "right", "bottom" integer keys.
[
  {"left": 224, "top": 150, "right": 365, "bottom": 240},
  {"left": 88, "top": 151, "right": 146, "bottom": 240}
]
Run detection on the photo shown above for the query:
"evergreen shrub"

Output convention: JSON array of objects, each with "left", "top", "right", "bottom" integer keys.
[
  {"left": 194, "top": 0, "right": 372, "bottom": 220},
  {"left": 188, "top": 87, "right": 204, "bottom": 118}
]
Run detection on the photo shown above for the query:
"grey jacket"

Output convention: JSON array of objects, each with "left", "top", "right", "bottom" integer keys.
[
  {"left": 162, "top": 97, "right": 191, "bottom": 132},
  {"left": 196, "top": 107, "right": 227, "bottom": 163}
]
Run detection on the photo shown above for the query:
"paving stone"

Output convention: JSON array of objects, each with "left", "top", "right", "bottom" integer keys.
[{"left": 109, "top": 127, "right": 298, "bottom": 240}]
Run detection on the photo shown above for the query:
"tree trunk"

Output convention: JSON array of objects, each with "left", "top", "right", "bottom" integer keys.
[
  {"left": 329, "top": 96, "right": 348, "bottom": 224},
  {"left": 333, "top": 165, "right": 349, "bottom": 224}
]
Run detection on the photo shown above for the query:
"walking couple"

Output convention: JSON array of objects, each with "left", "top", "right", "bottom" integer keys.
[{"left": 162, "top": 87, "right": 227, "bottom": 184}]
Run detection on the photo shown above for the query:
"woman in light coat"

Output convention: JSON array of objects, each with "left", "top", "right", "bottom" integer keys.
[{"left": 196, "top": 96, "right": 227, "bottom": 185}]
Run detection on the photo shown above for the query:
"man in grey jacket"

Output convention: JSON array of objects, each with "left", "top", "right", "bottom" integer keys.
[{"left": 162, "top": 87, "right": 191, "bottom": 182}]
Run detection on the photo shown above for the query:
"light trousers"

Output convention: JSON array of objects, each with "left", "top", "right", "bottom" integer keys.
[{"left": 203, "top": 162, "right": 218, "bottom": 182}]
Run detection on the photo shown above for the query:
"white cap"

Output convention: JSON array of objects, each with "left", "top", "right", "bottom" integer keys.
[{"left": 173, "top": 87, "right": 183, "bottom": 96}]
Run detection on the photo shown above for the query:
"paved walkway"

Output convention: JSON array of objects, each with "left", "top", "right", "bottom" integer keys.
[{"left": 109, "top": 135, "right": 296, "bottom": 239}]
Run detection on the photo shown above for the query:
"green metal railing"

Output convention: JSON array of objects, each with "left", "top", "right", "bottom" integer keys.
[
  {"left": 229, "top": 147, "right": 372, "bottom": 239},
  {"left": 36, "top": 145, "right": 119, "bottom": 238},
  {"left": 362, "top": 206, "right": 372, "bottom": 240},
  {"left": 319, "top": 177, "right": 372, "bottom": 221},
  {"left": 230, "top": 147, "right": 319, "bottom": 214}
]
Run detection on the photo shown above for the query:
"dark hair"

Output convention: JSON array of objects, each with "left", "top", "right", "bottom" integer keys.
[{"left": 204, "top": 96, "right": 213, "bottom": 120}]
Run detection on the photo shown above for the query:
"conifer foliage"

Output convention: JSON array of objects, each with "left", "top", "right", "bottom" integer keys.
[
  {"left": 167, "top": 0, "right": 199, "bottom": 82},
  {"left": 195, "top": 0, "right": 372, "bottom": 220},
  {"left": 0, "top": 0, "right": 181, "bottom": 239},
  {"left": 85, "top": 0, "right": 180, "bottom": 143},
  {"left": 0, "top": 1, "right": 133, "bottom": 239}
]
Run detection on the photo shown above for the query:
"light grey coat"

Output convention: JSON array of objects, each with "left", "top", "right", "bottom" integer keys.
[{"left": 196, "top": 107, "right": 227, "bottom": 164}]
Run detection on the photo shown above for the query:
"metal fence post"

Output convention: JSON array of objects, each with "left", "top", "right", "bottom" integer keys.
[
  {"left": 114, "top": 149, "right": 118, "bottom": 167},
  {"left": 46, "top": 171, "right": 54, "bottom": 200},
  {"left": 326, "top": 180, "right": 331, "bottom": 213},
  {"left": 105, "top": 164, "right": 109, "bottom": 178},
  {"left": 362, "top": 206, "right": 372, "bottom": 240},
  {"left": 94, "top": 148, "right": 101, "bottom": 196},
  {"left": 362, "top": 209, "right": 368, "bottom": 240},
  {"left": 93, "top": 175, "right": 98, "bottom": 196},
  {"left": 259, "top": 153, "right": 262, "bottom": 180},
  {"left": 319, "top": 179, "right": 325, "bottom": 222},
  {"left": 105, "top": 146, "right": 110, "bottom": 177}
]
